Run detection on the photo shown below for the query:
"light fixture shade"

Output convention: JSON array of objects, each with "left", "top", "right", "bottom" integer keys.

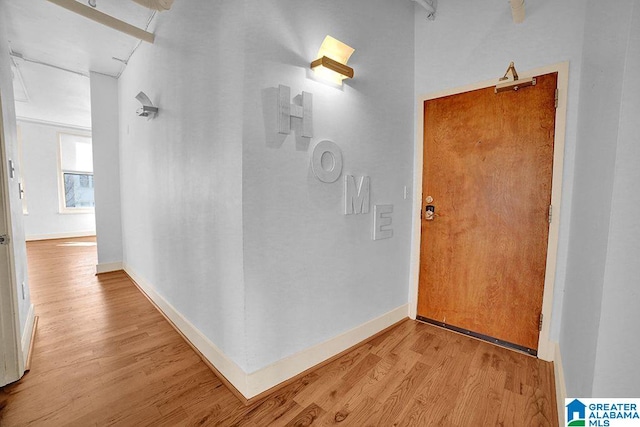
[
  {"left": 311, "top": 35, "right": 355, "bottom": 85},
  {"left": 135, "top": 91, "right": 158, "bottom": 119}
]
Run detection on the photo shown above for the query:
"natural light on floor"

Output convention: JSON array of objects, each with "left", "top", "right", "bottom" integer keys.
[{"left": 56, "top": 242, "right": 97, "bottom": 247}]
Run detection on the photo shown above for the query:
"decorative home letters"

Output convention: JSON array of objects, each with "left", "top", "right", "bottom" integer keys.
[
  {"left": 344, "top": 175, "right": 370, "bottom": 215},
  {"left": 311, "top": 140, "right": 343, "bottom": 183},
  {"left": 274, "top": 84, "right": 393, "bottom": 240},
  {"left": 278, "top": 85, "right": 313, "bottom": 138},
  {"left": 373, "top": 205, "right": 394, "bottom": 240}
]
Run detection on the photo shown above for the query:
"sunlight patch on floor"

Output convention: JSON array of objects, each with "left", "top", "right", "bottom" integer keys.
[{"left": 56, "top": 242, "right": 97, "bottom": 247}]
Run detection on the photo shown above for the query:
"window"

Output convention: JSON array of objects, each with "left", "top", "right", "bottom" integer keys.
[
  {"left": 63, "top": 172, "right": 94, "bottom": 208},
  {"left": 58, "top": 133, "right": 94, "bottom": 212}
]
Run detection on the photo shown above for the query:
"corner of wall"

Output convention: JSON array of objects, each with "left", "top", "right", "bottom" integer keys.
[
  {"left": 559, "top": 0, "right": 636, "bottom": 397},
  {"left": 123, "top": 261, "right": 408, "bottom": 400},
  {"left": 90, "top": 72, "right": 123, "bottom": 266}
]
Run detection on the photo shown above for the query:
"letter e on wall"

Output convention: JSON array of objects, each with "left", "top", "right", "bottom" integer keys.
[{"left": 373, "top": 204, "right": 393, "bottom": 240}]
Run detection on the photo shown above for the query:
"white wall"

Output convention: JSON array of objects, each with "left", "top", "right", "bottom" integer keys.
[
  {"left": 560, "top": 0, "right": 637, "bottom": 397},
  {"left": 90, "top": 73, "right": 122, "bottom": 267},
  {"left": 242, "top": 0, "right": 414, "bottom": 373},
  {"left": 0, "top": 6, "right": 31, "bottom": 345},
  {"left": 119, "top": 0, "right": 414, "bottom": 378},
  {"left": 414, "top": 0, "right": 587, "bottom": 347},
  {"left": 118, "top": 0, "right": 247, "bottom": 368},
  {"left": 591, "top": 0, "right": 640, "bottom": 397},
  {"left": 19, "top": 121, "right": 96, "bottom": 239}
]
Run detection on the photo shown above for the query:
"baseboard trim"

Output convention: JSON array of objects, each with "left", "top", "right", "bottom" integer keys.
[
  {"left": 554, "top": 341, "right": 567, "bottom": 427},
  {"left": 123, "top": 264, "right": 249, "bottom": 400},
  {"left": 244, "top": 315, "right": 409, "bottom": 405},
  {"left": 245, "top": 304, "right": 409, "bottom": 399},
  {"left": 537, "top": 337, "right": 554, "bottom": 362},
  {"left": 24, "top": 316, "right": 39, "bottom": 372},
  {"left": 26, "top": 231, "right": 96, "bottom": 241},
  {"left": 21, "top": 304, "right": 36, "bottom": 370},
  {"left": 122, "top": 262, "right": 408, "bottom": 401},
  {"left": 96, "top": 262, "right": 123, "bottom": 275}
]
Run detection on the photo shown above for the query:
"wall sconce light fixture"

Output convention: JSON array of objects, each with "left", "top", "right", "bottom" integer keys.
[
  {"left": 310, "top": 35, "right": 354, "bottom": 85},
  {"left": 135, "top": 91, "right": 158, "bottom": 119}
]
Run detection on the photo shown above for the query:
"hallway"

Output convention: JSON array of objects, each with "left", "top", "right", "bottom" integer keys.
[{"left": 0, "top": 238, "right": 557, "bottom": 425}]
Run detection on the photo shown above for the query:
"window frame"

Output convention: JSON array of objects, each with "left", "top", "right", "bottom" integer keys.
[{"left": 57, "top": 131, "right": 95, "bottom": 214}]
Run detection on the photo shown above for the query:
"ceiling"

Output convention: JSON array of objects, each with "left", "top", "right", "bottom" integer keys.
[
  {"left": 11, "top": 58, "right": 92, "bottom": 128},
  {"left": 3, "top": 0, "right": 160, "bottom": 128}
]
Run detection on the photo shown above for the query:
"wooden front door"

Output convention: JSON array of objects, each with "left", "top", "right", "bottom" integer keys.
[{"left": 417, "top": 73, "right": 558, "bottom": 354}]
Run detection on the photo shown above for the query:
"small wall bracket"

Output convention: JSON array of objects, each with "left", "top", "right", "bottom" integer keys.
[{"left": 412, "top": 0, "right": 437, "bottom": 20}]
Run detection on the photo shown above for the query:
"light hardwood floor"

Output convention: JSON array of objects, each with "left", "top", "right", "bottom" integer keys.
[{"left": 0, "top": 237, "right": 557, "bottom": 426}]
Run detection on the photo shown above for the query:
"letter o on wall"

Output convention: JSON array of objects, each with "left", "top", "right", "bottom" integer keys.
[{"left": 311, "top": 140, "right": 343, "bottom": 183}]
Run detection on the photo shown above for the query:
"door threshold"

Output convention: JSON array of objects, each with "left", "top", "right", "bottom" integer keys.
[{"left": 416, "top": 316, "right": 537, "bottom": 357}]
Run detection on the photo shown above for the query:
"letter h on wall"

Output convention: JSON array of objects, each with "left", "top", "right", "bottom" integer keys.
[{"left": 278, "top": 85, "right": 313, "bottom": 138}]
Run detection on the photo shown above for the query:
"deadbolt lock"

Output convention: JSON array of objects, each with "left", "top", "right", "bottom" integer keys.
[{"left": 425, "top": 205, "right": 436, "bottom": 221}]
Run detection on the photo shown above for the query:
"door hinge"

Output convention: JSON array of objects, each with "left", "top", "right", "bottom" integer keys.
[
  {"left": 555, "top": 89, "right": 559, "bottom": 108},
  {"left": 539, "top": 313, "right": 544, "bottom": 332},
  {"left": 548, "top": 205, "right": 553, "bottom": 224},
  {"left": 0, "top": 234, "right": 9, "bottom": 245}
]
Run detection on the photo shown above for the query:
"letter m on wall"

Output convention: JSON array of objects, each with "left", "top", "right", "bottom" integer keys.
[{"left": 344, "top": 175, "right": 370, "bottom": 215}]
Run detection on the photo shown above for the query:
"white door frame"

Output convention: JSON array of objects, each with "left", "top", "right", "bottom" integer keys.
[
  {"left": 0, "top": 93, "right": 24, "bottom": 386},
  {"left": 408, "top": 62, "right": 569, "bottom": 361}
]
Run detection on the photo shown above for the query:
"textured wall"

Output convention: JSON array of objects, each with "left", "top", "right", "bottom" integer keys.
[
  {"left": 118, "top": 0, "right": 248, "bottom": 367},
  {"left": 241, "top": 0, "right": 415, "bottom": 372},
  {"left": 118, "top": 0, "right": 415, "bottom": 373},
  {"left": 560, "top": 0, "right": 636, "bottom": 397},
  {"left": 591, "top": 0, "right": 640, "bottom": 398}
]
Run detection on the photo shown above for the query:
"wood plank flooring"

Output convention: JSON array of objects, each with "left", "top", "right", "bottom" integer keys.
[{"left": 0, "top": 237, "right": 557, "bottom": 426}]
